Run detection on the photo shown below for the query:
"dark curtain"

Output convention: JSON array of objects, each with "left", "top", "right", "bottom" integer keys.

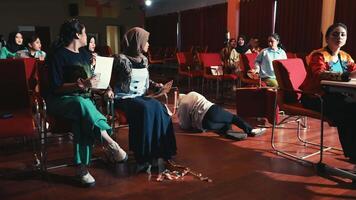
[
  {"left": 334, "top": 0, "right": 356, "bottom": 59},
  {"left": 180, "top": 3, "right": 227, "bottom": 52},
  {"left": 145, "top": 13, "right": 178, "bottom": 47},
  {"left": 202, "top": 4, "right": 227, "bottom": 52},
  {"left": 239, "top": 0, "right": 274, "bottom": 48},
  {"left": 275, "top": 0, "right": 322, "bottom": 54},
  {"left": 180, "top": 8, "right": 204, "bottom": 51}
]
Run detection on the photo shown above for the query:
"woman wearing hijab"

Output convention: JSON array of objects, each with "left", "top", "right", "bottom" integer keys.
[
  {"left": 0, "top": 32, "right": 26, "bottom": 59},
  {"left": 235, "top": 35, "right": 251, "bottom": 54},
  {"left": 112, "top": 27, "right": 177, "bottom": 172},
  {"left": 47, "top": 19, "right": 127, "bottom": 187}
]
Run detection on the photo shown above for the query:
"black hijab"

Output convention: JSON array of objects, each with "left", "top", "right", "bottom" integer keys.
[
  {"left": 6, "top": 32, "right": 26, "bottom": 53},
  {"left": 235, "top": 35, "right": 249, "bottom": 54},
  {"left": 122, "top": 27, "right": 150, "bottom": 63}
]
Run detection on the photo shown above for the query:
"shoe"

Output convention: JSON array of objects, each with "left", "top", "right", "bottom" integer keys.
[
  {"left": 78, "top": 172, "right": 96, "bottom": 187},
  {"left": 249, "top": 128, "right": 266, "bottom": 137},
  {"left": 225, "top": 131, "right": 247, "bottom": 140},
  {"left": 136, "top": 162, "right": 152, "bottom": 174},
  {"left": 106, "top": 142, "right": 128, "bottom": 163}
]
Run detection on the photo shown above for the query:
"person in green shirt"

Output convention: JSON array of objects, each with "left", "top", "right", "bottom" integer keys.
[{"left": 0, "top": 32, "right": 26, "bottom": 59}]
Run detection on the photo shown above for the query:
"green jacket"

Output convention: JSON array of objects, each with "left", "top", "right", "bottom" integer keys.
[{"left": 0, "top": 47, "right": 16, "bottom": 59}]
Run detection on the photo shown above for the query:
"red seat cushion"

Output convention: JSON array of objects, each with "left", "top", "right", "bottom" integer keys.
[
  {"left": 222, "top": 74, "right": 238, "bottom": 80},
  {"left": 0, "top": 109, "right": 35, "bottom": 138}
]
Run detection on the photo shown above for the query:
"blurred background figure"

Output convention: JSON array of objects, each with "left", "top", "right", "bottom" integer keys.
[
  {"left": 253, "top": 33, "right": 287, "bottom": 87},
  {"left": 17, "top": 34, "right": 46, "bottom": 60},
  {"left": 221, "top": 38, "right": 240, "bottom": 74},
  {"left": 249, "top": 37, "right": 261, "bottom": 53},
  {"left": 0, "top": 31, "right": 26, "bottom": 59},
  {"left": 235, "top": 35, "right": 251, "bottom": 54}
]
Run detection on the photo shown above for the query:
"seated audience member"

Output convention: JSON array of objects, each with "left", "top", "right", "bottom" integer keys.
[
  {"left": 112, "top": 27, "right": 177, "bottom": 172},
  {"left": 86, "top": 35, "right": 97, "bottom": 54},
  {"left": 17, "top": 34, "right": 46, "bottom": 60},
  {"left": 249, "top": 37, "right": 262, "bottom": 53},
  {"left": 221, "top": 38, "right": 240, "bottom": 74},
  {"left": 235, "top": 35, "right": 251, "bottom": 54},
  {"left": 0, "top": 31, "right": 26, "bottom": 59},
  {"left": 301, "top": 23, "right": 356, "bottom": 164},
  {"left": 253, "top": 33, "right": 287, "bottom": 87},
  {"left": 47, "top": 19, "right": 127, "bottom": 187},
  {"left": 85, "top": 35, "right": 98, "bottom": 71},
  {"left": 177, "top": 91, "right": 266, "bottom": 140}
]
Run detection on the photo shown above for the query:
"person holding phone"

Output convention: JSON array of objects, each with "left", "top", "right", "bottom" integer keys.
[
  {"left": 46, "top": 19, "right": 127, "bottom": 187},
  {"left": 301, "top": 23, "right": 356, "bottom": 164}
]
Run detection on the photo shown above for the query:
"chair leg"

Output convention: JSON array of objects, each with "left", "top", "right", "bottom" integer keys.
[
  {"left": 295, "top": 120, "right": 342, "bottom": 155},
  {"left": 216, "top": 79, "right": 219, "bottom": 100},
  {"left": 188, "top": 77, "right": 191, "bottom": 91},
  {"left": 272, "top": 115, "right": 342, "bottom": 162},
  {"left": 316, "top": 117, "right": 356, "bottom": 182}
]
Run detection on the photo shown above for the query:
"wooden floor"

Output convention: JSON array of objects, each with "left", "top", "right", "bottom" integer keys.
[{"left": 1, "top": 70, "right": 356, "bottom": 199}]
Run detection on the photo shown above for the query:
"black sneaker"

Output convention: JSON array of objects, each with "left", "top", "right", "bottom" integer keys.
[{"left": 225, "top": 131, "right": 248, "bottom": 140}]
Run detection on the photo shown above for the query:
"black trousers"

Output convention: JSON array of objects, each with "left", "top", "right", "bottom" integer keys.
[
  {"left": 202, "top": 105, "right": 253, "bottom": 134},
  {"left": 301, "top": 93, "right": 356, "bottom": 161}
]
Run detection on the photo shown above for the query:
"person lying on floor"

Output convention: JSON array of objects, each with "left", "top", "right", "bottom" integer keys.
[{"left": 177, "top": 91, "right": 266, "bottom": 140}]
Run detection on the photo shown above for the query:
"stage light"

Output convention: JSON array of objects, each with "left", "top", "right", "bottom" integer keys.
[{"left": 145, "top": 0, "right": 152, "bottom": 6}]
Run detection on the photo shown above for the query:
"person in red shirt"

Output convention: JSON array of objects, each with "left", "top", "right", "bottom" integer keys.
[{"left": 301, "top": 23, "right": 356, "bottom": 163}]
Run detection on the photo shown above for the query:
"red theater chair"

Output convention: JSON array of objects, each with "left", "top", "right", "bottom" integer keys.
[
  {"left": 0, "top": 58, "right": 42, "bottom": 167},
  {"left": 176, "top": 52, "right": 203, "bottom": 91},
  {"left": 271, "top": 58, "right": 356, "bottom": 181},
  {"left": 271, "top": 58, "right": 341, "bottom": 162},
  {"left": 239, "top": 53, "right": 262, "bottom": 87},
  {"left": 198, "top": 53, "right": 223, "bottom": 99},
  {"left": 199, "top": 53, "right": 238, "bottom": 100}
]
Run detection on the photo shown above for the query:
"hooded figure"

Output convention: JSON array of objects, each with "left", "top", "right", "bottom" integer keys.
[
  {"left": 112, "top": 27, "right": 177, "bottom": 171},
  {"left": 122, "top": 27, "right": 149, "bottom": 63}
]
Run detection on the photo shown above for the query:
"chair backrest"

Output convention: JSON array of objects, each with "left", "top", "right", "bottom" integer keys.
[
  {"left": 198, "top": 53, "right": 222, "bottom": 67},
  {"left": 240, "top": 52, "right": 258, "bottom": 72},
  {"left": 198, "top": 53, "right": 223, "bottom": 76},
  {"left": 286, "top": 52, "right": 297, "bottom": 58},
  {"left": 273, "top": 58, "right": 307, "bottom": 103},
  {"left": 0, "top": 59, "right": 37, "bottom": 138},
  {"left": 176, "top": 52, "right": 194, "bottom": 72},
  {"left": 0, "top": 58, "right": 34, "bottom": 109}
]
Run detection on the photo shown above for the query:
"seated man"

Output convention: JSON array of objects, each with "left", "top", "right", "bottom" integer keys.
[{"left": 177, "top": 91, "right": 266, "bottom": 140}]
